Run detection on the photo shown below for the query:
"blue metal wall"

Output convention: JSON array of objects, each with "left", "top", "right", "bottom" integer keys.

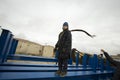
[{"left": 0, "top": 29, "right": 18, "bottom": 63}]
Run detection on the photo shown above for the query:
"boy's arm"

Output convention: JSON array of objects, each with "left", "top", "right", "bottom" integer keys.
[{"left": 54, "top": 33, "right": 61, "bottom": 52}]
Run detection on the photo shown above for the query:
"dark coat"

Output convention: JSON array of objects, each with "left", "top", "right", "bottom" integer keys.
[
  {"left": 103, "top": 52, "right": 120, "bottom": 80},
  {"left": 55, "top": 30, "right": 72, "bottom": 59}
]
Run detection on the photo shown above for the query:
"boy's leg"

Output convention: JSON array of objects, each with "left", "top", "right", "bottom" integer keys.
[
  {"left": 60, "top": 58, "right": 68, "bottom": 77},
  {"left": 63, "top": 58, "right": 68, "bottom": 72},
  {"left": 56, "top": 57, "right": 63, "bottom": 75},
  {"left": 58, "top": 57, "right": 63, "bottom": 71}
]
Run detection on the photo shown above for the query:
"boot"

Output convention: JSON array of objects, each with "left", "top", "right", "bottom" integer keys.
[
  {"left": 60, "top": 71, "right": 67, "bottom": 77},
  {"left": 55, "top": 70, "right": 61, "bottom": 75}
]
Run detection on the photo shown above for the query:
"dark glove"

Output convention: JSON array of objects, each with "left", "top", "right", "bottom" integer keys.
[
  {"left": 54, "top": 48, "right": 57, "bottom": 53},
  {"left": 54, "top": 47, "right": 58, "bottom": 53}
]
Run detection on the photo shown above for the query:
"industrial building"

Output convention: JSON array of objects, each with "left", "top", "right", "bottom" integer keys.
[{"left": 15, "top": 38, "right": 54, "bottom": 57}]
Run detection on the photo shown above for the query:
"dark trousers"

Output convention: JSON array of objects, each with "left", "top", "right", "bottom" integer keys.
[{"left": 58, "top": 56, "right": 68, "bottom": 72}]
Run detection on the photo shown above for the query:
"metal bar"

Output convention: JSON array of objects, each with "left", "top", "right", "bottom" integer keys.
[
  {"left": 9, "top": 39, "right": 18, "bottom": 55},
  {"left": 0, "top": 29, "right": 12, "bottom": 64}
]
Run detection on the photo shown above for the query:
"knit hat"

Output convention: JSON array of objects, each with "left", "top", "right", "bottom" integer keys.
[{"left": 63, "top": 22, "right": 69, "bottom": 27}]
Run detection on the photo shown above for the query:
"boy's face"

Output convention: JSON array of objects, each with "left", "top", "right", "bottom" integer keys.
[{"left": 63, "top": 26, "right": 68, "bottom": 30}]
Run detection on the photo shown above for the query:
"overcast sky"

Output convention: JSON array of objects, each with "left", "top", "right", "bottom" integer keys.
[{"left": 0, "top": 0, "right": 120, "bottom": 55}]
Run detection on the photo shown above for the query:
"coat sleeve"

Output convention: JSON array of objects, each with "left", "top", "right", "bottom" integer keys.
[
  {"left": 55, "top": 32, "right": 61, "bottom": 48},
  {"left": 103, "top": 52, "right": 120, "bottom": 66}
]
